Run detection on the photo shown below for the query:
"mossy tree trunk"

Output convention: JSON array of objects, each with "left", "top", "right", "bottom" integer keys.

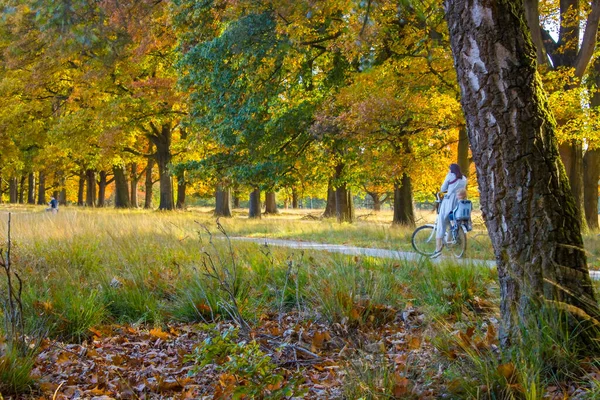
[
  {"left": 446, "top": 0, "right": 600, "bottom": 347},
  {"left": 249, "top": 188, "right": 261, "bottom": 219}
]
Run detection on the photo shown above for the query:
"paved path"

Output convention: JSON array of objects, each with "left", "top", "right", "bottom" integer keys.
[{"left": 226, "top": 236, "right": 600, "bottom": 280}]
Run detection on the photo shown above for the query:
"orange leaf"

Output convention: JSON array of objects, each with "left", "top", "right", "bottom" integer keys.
[
  {"left": 393, "top": 374, "right": 410, "bottom": 397},
  {"left": 150, "top": 328, "right": 169, "bottom": 340},
  {"left": 408, "top": 336, "right": 421, "bottom": 350},
  {"left": 497, "top": 363, "right": 517, "bottom": 383}
]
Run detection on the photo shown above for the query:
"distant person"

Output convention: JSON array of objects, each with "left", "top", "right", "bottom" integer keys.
[
  {"left": 46, "top": 196, "right": 58, "bottom": 214},
  {"left": 432, "top": 164, "right": 467, "bottom": 258}
]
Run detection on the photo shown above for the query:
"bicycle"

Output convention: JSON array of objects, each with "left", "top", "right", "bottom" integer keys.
[{"left": 411, "top": 192, "right": 469, "bottom": 258}]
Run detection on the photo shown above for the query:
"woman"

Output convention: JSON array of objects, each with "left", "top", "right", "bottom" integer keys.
[{"left": 432, "top": 164, "right": 467, "bottom": 258}]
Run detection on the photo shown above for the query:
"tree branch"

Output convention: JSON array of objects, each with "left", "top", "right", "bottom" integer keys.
[{"left": 575, "top": 0, "right": 600, "bottom": 78}]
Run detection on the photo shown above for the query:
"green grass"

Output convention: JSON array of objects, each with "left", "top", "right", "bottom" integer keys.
[{"left": 0, "top": 205, "right": 598, "bottom": 397}]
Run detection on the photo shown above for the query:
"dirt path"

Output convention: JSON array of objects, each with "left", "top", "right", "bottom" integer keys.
[{"left": 226, "top": 236, "right": 600, "bottom": 280}]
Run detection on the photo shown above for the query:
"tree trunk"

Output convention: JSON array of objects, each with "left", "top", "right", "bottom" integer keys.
[
  {"left": 584, "top": 149, "right": 600, "bottom": 230},
  {"left": 113, "top": 165, "right": 130, "bottom": 208},
  {"left": 0, "top": 177, "right": 3, "bottom": 203},
  {"left": 86, "top": 170, "right": 96, "bottom": 207},
  {"left": 27, "top": 172, "right": 35, "bottom": 204},
  {"left": 323, "top": 180, "right": 336, "bottom": 218},
  {"left": 130, "top": 163, "right": 139, "bottom": 208},
  {"left": 335, "top": 184, "right": 353, "bottom": 223},
  {"left": 58, "top": 174, "right": 67, "bottom": 206},
  {"left": 233, "top": 191, "right": 240, "bottom": 209},
  {"left": 292, "top": 187, "right": 299, "bottom": 209},
  {"left": 215, "top": 185, "right": 232, "bottom": 217},
  {"left": 144, "top": 156, "right": 154, "bottom": 209},
  {"left": 559, "top": 141, "right": 585, "bottom": 227},
  {"left": 368, "top": 192, "right": 382, "bottom": 212},
  {"left": 457, "top": 127, "right": 470, "bottom": 177},
  {"left": 392, "top": 174, "right": 415, "bottom": 226},
  {"left": 18, "top": 175, "right": 25, "bottom": 204},
  {"left": 265, "top": 192, "right": 277, "bottom": 214},
  {"left": 176, "top": 170, "right": 186, "bottom": 209},
  {"left": 248, "top": 188, "right": 261, "bottom": 219},
  {"left": 9, "top": 177, "right": 17, "bottom": 204},
  {"left": 150, "top": 123, "right": 174, "bottom": 210},
  {"left": 77, "top": 171, "right": 85, "bottom": 206},
  {"left": 37, "top": 171, "right": 46, "bottom": 205},
  {"left": 445, "top": 0, "right": 600, "bottom": 347},
  {"left": 97, "top": 171, "right": 108, "bottom": 208}
]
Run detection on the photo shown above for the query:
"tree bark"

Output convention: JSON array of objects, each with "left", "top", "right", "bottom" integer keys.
[
  {"left": 265, "top": 192, "right": 277, "bottom": 214},
  {"left": 392, "top": 174, "right": 415, "bottom": 226},
  {"left": 335, "top": 184, "right": 354, "bottom": 223},
  {"left": 77, "top": 171, "right": 85, "bottom": 206},
  {"left": 292, "top": 187, "right": 299, "bottom": 209},
  {"left": 18, "top": 175, "right": 25, "bottom": 204},
  {"left": 97, "top": 171, "right": 108, "bottom": 207},
  {"left": 215, "top": 185, "right": 232, "bottom": 217},
  {"left": 367, "top": 192, "right": 382, "bottom": 212},
  {"left": 559, "top": 141, "right": 585, "bottom": 227},
  {"left": 144, "top": 156, "right": 154, "bottom": 209},
  {"left": 248, "top": 188, "right": 261, "bottom": 219},
  {"left": 86, "top": 170, "right": 96, "bottom": 207},
  {"left": 27, "top": 172, "right": 35, "bottom": 204},
  {"left": 323, "top": 180, "right": 336, "bottom": 218},
  {"left": 37, "top": 171, "right": 46, "bottom": 205},
  {"left": 445, "top": 0, "right": 600, "bottom": 347},
  {"left": 113, "top": 165, "right": 130, "bottom": 208},
  {"left": 584, "top": 149, "right": 600, "bottom": 230},
  {"left": 176, "top": 170, "right": 186, "bottom": 209},
  {"left": 149, "top": 123, "right": 174, "bottom": 210},
  {"left": 233, "top": 191, "right": 240, "bottom": 209},
  {"left": 9, "top": 177, "right": 17, "bottom": 204},
  {"left": 130, "top": 163, "right": 139, "bottom": 208},
  {"left": 457, "top": 127, "right": 470, "bottom": 177}
]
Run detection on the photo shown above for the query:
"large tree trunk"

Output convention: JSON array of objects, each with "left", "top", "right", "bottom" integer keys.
[
  {"left": 392, "top": 174, "right": 415, "bottom": 226},
  {"left": 97, "top": 171, "right": 108, "bottom": 207},
  {"left": 144, "top": 156, "right": 154, "bottom": 209},
  {"left": 335, "top": 184, "right": 354, "bottom": 223},
  {"left": 457, "top": 127, "right": 470, "bottom": 177},
  {"left": 9, "top": 177, "right": 17, "bottom": 204},
  {"left": 248, "top": 188, "right": 261, "bottom": 219},
  {"left": 445, "top": 0, "right": 600, "bottom": 347},
  {"left": 130, "top": 163, "right": 139, "bottom": 208},
  {"left": 292, "top": 187, "right": 299, "bottom": 209},
  {"left": 323, "top": 180, "right": 336, "bottom": 218},
  {"left": 150, "top": 123, "right": 174, "bottom": 210},
  {"left": 584, "top": 149, "right": 600, "bottom": 230},
  {"left": 77, "top": 171, "right": 85, "bottom": 206},
  {"left": 27, "top": 172, "right": 35, "bottom": 204},
  {"left": 37, "top": 171, "right": 46, "bottom": 205},
  {"left": 176, "top": 170, "right": 186, "bottom": 209},
  {"left": 113, "top": 165, "right": 130, "bottom": 208},
  {"left": 367, "top": 192, "right": 383, "bottom": 212},
  {"left": 559, "top": 141, "right": 585, "bottom": 226},
  {"left": 265, "top": 192, "right": 277, "bottom": 214},
  {"left": 18, "top": 175, "right": 25, "bottom": 204},
  {"left": 233, "top": 191, "right": 240, "bottom": 209},
  {"left": 58, "top": 174, "right": 67, "bottom": 206},
  {"left": 215, "top": 185, "right": 232, "bottom": 217},
  {"left": 86, "top": 170, "right": 96, "bottom": 207}
]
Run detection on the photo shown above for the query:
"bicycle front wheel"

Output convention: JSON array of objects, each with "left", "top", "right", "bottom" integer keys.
[
  {"left": 446, "top": 227, "right": 467, "bottom": 258},
  {"left": 411, "top": 225, "right": 437, "bottom": 256}
]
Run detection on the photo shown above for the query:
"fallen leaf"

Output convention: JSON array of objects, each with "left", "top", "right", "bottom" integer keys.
[{"left": 150, "top": 328, "right": 169, "bottom": 340}]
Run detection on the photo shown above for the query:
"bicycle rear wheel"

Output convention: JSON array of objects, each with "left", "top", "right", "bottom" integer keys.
[
  {"left": 411, "top": 225, "right": 437, "bottom": 256},
  {"left": 446, "top": 226, "right": 467, "bottom": 258}
]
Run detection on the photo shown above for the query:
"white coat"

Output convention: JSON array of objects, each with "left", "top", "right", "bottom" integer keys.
[{"left": 436, "top": 172, "right": 467, "bottom": 238}]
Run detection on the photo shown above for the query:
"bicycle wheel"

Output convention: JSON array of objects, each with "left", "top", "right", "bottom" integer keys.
[
  {"left": 411, "top": 225, "right": 437, "bottom": 256},
  {"left": 446, "top": 226, "right": 467, "bottom": 258}
]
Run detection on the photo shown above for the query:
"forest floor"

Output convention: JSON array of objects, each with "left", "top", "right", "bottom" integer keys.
[{"left": 0, "top": 206, "right": 600, "bottom": 399}]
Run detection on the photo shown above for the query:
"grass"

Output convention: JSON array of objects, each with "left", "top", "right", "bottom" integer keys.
[{"left": 0, "top": 204, "right": 599, "bottom": 397}]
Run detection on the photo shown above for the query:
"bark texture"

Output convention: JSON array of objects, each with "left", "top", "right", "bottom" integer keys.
[
  {"left": 37, "top": 172, "right": 46, "bottom": 205},
  {"left": 97, "top": 171, "right": 109, "bottom": 207},
  {"left": 265, "top": 192, "right": 277, "bottom": 214},
  {"left": 86, "top": 170, "right": 96, "bottom": 207},
  {"left": 9, "top": 177, "right": 17, "bottom": 204},
  {"left": 583, "top": 149, "right": 600, "bottom": 230},
  {"left": 149, "top": 123, "right": 174, "bottom": 210},
  {"left": 144, "top": 157, "right": 154, "bottom": 209},
  {"left": 215, "top": 186, "right": 232, "bottom": 217},
  {"left": 77, "top": 171, "right": 85, "bottom": 206},
  {"left": 113, "top": 165, "right": 130, "bottom": 208},
  {"left": 457, "top": 127, "right": 470, "bottom": 177},
  {"left": 248, "top": 188, "right": 261, "bottom": 219},
  {"left": 392, "top": 174, "right": 415, "bottom": 226},
  {"left": 27, "top": 172, "right": 35, "bottom": 204},
  {"left": 445, "top": 0, "right": 600, "bottom": 346},
  {"left": 323, "top": 181, "right": 336, "bottom": 218},
  {"left": 130, "top": 163, "right": 139, "bottom": 208}
]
